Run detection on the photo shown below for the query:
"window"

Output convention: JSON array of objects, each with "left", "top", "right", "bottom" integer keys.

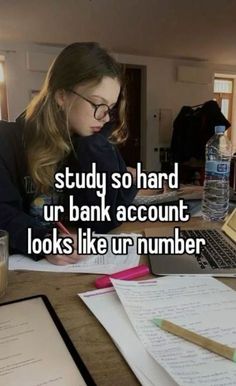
[
  {"left": 214, "top": 78, "right": 233, "bottom": 122},
  {"left": 0, "top": 61, "right": 8, "bottom": 120}
]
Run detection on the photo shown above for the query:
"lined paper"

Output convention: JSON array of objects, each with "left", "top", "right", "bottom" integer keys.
[
  {"left": 9, "top": 234, "right": 140, "bottom": 274},
  {"left": 112, "top": 277, "right": 236, "bottom": 386}
]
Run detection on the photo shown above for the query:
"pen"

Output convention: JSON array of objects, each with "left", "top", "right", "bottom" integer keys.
[
  {"left": 56, "top": 221, "right": 71, "bottom": 235},
  {"left": 153, "top": 318, "right": 236, "bottom": 362}
]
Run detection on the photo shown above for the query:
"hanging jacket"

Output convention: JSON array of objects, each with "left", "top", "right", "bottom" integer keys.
[{"left": 171, "top": 100, "right": 231, "bottom": 163}]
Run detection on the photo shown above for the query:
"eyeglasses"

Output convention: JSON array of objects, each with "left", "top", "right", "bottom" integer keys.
[{"left": 68, "top": 89, "right": 116, "bottom": 121}]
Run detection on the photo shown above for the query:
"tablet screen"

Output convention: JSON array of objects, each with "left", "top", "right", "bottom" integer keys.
[
  {"left": 228, "top": 210, "right": 236, "bottom": 233},
  {"left": 0, "top": 296, "right": 93, "bottom": 386},
  {"left": 223, "top": 208, "right": 236, "bottom": 242}
]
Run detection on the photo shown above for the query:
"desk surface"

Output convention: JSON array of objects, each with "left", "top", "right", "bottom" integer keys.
[{"left": 2, "top": 217, "right": 236, "bottom": 386}]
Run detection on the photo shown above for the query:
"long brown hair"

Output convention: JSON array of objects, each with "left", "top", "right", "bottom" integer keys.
[{"left": 24, "top": 42, "right": 127, "bottom": 193}]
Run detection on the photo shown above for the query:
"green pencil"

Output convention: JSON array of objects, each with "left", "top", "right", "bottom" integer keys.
[{"left": 153, "top": 318, "right": 236, "bottom": 362}]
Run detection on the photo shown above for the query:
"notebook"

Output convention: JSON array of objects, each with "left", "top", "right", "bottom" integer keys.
[{"left": 146, "top": 208, "right": 236, "bottom": 276}]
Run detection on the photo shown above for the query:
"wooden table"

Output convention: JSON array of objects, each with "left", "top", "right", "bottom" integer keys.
[{"left": 1, "top": 218, "right": 236, "bottom": 386}]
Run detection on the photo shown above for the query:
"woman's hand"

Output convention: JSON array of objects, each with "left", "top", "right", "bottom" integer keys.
[
  {"left": 45, "top": 250, "right": 81, "bottom": 265},
  {"left": 45, "top": 232, "right": 81, "bottom": 265}
]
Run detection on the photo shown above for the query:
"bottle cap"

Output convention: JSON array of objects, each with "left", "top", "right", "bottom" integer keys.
[{"left": 215, "top": 125, "right": 225, "bottom": 134}]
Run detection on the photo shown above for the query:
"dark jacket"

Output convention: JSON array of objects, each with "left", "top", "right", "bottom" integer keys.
[
  {"left": 0, "top": 117, "right": 137, "bottom": 259},
  {"left": 171, "top": 100, "right": 231, "bottom": 163}
]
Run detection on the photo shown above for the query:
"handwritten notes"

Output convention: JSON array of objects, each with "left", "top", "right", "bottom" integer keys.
[
  {"left": 79, "top": 287, "right": 176, "bottom": 386},
  {"left": 9, "top": 234, "right": 140, "bottom": 274},
  {"left": 112, "top": 277, "right": 236, "bottom": 386}
]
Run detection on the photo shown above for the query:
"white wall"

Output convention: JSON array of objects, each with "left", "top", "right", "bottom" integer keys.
[
  {"left": 1, "top": 41, "right": 236, "bottom": 169},
  {"left": 0, "top": 42, "right": 61, "bottom": 119}
]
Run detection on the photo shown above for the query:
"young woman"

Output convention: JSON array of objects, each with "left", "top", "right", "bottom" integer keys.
[{"left": 0, "top": 42, "right": 137, "bottom": 265}]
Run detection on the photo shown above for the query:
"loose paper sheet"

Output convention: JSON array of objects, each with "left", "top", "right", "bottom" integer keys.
[
  {"left": 9, "top": 234, "right": 140, "bottom": 274},
  {"left": 112, "top": 277, "right": 236, "bottom": 386},
  {"left": 79, "top": 287, "right": 176, "bottom": 386}
]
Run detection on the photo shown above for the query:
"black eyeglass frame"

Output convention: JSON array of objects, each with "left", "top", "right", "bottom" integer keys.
[{"left": 68, "top": 89, "right": 116, "bottom": 121}]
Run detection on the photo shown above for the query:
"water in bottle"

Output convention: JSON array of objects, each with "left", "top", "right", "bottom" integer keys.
[{"left": 202, "top": 125, "right": 232, "bottom": 221}]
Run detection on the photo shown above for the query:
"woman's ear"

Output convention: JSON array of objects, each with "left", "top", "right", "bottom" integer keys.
[{"left": 55, "top": 89, "right": 67, "bottom": 109}]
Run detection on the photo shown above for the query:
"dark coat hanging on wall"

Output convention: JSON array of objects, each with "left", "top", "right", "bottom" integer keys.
[{"left": 171, "top": 100, "right": 231, "bottom": 163}]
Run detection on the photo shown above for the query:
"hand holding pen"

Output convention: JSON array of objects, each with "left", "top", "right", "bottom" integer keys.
[{"left": 45, "top": 222, "right": 81, "bottom": 266}]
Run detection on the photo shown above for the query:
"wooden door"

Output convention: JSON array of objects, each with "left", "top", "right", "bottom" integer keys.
[
  {"left": 0, "top": 62, "right": 8, "bottom": 121},
  {"left": 118, "top": 67, "right": 142, "bottom": 166}
]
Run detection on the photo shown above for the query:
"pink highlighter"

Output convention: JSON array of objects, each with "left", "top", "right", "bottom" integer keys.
[{"left": 95, "top": 264, "right": 150, "bottom": 289}]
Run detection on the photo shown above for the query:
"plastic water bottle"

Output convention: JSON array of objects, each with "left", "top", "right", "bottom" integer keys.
[{"left": 202, "top": 125, "right": 232, "bottom": 221}]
